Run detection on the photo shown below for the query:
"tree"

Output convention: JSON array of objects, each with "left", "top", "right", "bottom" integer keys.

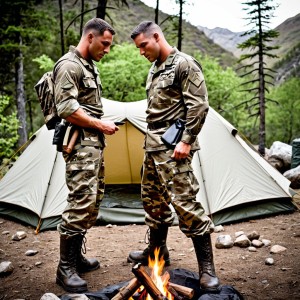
[
  {"left": 96, "top": 43, "right": 151, "bottom": 101},
  {"left": 237, "top": 0, "right": 279, "bottom": 156},
  {"left": 65, "top": 0, "right": 129, "bottom": 33},
  {"left": 266, "top": 77, "right": 300, "bottom": 146},
  {"left": 155, "top": 0, "right": 159, "bottom": 24},
  {"left": 175, "top": 0, "right": 184, "bottom": 50},
  {"left": 193, "top": 52, "right": 249, "bottom": 131},
  {"left": 0, "top": 0, "right": 57, "bottom": 146},
  {"left": 0, "top": 95, "right": 19, "bottom": 165},
  {"left": 58, "top": 0, "right": 65, "bottom": 55}
]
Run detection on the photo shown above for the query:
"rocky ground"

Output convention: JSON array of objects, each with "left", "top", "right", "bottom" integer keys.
[{"left": 0, "top": 191, "right": 299, "bottom": 300}]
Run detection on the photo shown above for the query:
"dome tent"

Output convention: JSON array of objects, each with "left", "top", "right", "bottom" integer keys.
[{"left": 0, "top": 99, "right": 297, "bottom": 232}]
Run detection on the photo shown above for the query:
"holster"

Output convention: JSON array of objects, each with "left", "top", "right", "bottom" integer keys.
[{"left": 53, "top": 121, "right": 68, "bottom": 152}]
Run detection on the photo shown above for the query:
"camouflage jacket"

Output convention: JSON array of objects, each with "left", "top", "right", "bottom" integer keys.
[
  {"left": 53, "top": 46, "right": 104, "bottom": 120},
  {"left": 145, "top": 47, "right": 209, "bottom": 151}
]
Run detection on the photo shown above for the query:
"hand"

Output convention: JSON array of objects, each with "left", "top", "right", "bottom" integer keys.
[
  {"left": 171, "top": 141, "right": 191, "bottom": 160},
  {"left": 65, "top": 108, "right": 119, "bottom": 135},
  {"left": 98, "top": 120, "right": 119, "bottom": 135}
]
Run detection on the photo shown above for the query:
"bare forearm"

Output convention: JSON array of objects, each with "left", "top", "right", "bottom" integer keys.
[{"left": 65, "top": 108, "right": 118, "bottom": 135}]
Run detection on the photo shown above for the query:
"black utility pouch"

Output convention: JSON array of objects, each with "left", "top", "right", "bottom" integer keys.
[
  {"left": 161, "top": 118, "right": 186, "bottom": 149},
  {"left": 52, "top": 122, "right": 68, "bottom": 152}
]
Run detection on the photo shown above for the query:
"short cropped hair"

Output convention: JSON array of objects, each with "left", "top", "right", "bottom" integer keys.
[
  {"left": 131, "top": 21, "right": 161, "bottom": 39},
  {"left": 83, "top": 18, "right": 115, "bottom": 36}
]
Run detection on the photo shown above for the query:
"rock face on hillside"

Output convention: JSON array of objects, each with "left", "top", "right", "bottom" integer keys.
[
  {"left": 198, "top": 13, "right": 300, "bottom": 82},
  {"left": 197, "top": 26, "right": 250, "bottom": 57}
]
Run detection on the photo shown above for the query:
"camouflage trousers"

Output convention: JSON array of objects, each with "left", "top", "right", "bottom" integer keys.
[
  {"left": 142, "top": 149, "right": 213, "bottom": 237},
  {"left": 58, "top": 129, "right": 105, "bottom": 235}
]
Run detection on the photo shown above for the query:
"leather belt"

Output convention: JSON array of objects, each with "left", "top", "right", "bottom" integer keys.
[{"left": 148, "top": 121, "right": 174, "bottom": 130}]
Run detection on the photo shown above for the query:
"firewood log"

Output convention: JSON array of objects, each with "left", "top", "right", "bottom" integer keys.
[
  {"left": 132, "top": 263, "right": 169, "bottom": 300},
  {"left": 111, "top": 277, "right": 141, "bottom": 300}
]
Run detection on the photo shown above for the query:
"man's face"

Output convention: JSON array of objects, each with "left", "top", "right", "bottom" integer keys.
[
  {"left": 89, "top": 30, "right": 113, "bottom": 62},
  {"left": 133, "top": 33, "right": 159, "bottom": 63}
]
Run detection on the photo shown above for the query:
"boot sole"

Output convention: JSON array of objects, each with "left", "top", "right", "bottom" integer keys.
[
  {"left": 127, "top": 256, "right": 171, "bottom": 267},
  {"left": 56, "top": 277, "right": 88, "bottom": 293}
]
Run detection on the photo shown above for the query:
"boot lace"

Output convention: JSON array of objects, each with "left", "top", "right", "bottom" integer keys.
[
  {"left": 144, "top": 228, "right": 150, "bottom": 245},
  {"left": 81, "top": 234, "right": 87, "bottom": 255}
]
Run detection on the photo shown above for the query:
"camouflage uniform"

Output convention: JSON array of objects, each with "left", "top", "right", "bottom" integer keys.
[
  {"left": 143, "top": 47, "right": 213, "bottom": 237},
  {"left": 54, "top": 46, "right": 105, "bottom": 234}
]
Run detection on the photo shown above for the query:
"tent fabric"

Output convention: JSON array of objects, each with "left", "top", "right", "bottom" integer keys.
[
  {"left": 194, "top": 108, "right": 295, "bottom": 223},
  {"left": 0, "top": 99, "right": 297, "bottom": 231}
]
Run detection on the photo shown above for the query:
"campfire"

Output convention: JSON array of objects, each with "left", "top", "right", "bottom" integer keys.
[{"left": 112, "top": 248, "right": 194, "bottom": 300}]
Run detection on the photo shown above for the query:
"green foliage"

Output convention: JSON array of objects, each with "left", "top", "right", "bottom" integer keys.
[
  {"left": 266, "top": 77, "right": 300, "bottom": 146},
  {"left": 96, "top": 43, "right": 151, "bottom": 101},
  {"left": 0, "top": 95, "right": 19, "bottom": 163},
  {"left": 32, "top": 55, "right": 55, "bottom": 72},
  {"left": 193, "top": 52, "right": 251, "bottom": 131}
]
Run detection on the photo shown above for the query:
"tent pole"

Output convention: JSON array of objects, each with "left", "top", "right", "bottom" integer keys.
[
  {"left": 37, "top": 150, "right": 60, "bottom": 233},
  {"left": 195, "top": 150, "right": 212, "bottom": 218}
]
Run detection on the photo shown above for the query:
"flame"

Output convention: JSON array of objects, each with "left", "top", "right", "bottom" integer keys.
[{"left": 146, "top": 247, "right": 173, "bottom": 300}]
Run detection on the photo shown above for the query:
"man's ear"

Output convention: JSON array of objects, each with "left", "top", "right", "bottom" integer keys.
[
  {"left": 153, "top": 32, "right": 160, "bottom": 42},
  {"left": 87, "top": 32, "right": 94, "bottom": 43}
]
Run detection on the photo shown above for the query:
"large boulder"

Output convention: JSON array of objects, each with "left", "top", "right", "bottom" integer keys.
[
  {"left": 284, "top": 165, "right": 300, "bottom": 189},
  {"left": 268, "top": 141, "right": 292, "bottom": 172}
]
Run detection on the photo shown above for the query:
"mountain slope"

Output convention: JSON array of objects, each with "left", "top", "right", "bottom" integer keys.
[
  {"left": 106, "top": 0, "right": 237, "bottom": 67},
  {"left": 270, "top": 13, "right": 300, "bottom": 81},
  {"left": 197, "top": 13, "right": 300, "bottom": 81},
  {"left": 197, "top": 26, "right": 250, "bottom": 58}
]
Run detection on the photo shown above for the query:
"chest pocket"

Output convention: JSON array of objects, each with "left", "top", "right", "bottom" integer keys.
[
  {"left": 155, "top": 70, "right": 180, "bottom": 105},
  {"left": 157, "top": 70, "right": 175, "bottom": 88},
  {"left": 82, "top": 75, "right": 97, "bottom": 88},
  {"left": 79, "top": 75, "right": 98, "bottom": 104}
]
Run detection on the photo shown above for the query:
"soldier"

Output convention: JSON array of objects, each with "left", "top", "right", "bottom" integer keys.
[
  {"left": 53, "top": 18, "right": 120, "bottom": 293},
  {"left": 127, "top": 21, "right": 220, "bottom": 292}
]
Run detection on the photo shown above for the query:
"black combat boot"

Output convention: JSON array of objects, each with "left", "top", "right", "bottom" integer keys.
[
  {"left": 56, "top": 234, "right": 88, "bottom": 293},
  {"left": 76, "top": 233, "right": 100, "bottom": 273},
  {"left": 127, "top": 226, "right": 170, "bottom": 266},
  {"left": 192, "top": 234, "right": 221, "bottom": 292}
]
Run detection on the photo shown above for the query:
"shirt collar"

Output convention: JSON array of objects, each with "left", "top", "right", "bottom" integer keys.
[
  {"left": 152, "top": 47, "right": 178, "bottom": 73},
  {"left": 69, "top": 45, "right": 99, "bottom": 75}
]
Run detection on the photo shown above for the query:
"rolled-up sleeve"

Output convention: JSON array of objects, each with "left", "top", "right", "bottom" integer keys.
[{"left": 54, "top": 61, "right": 82, "bottom": 119}]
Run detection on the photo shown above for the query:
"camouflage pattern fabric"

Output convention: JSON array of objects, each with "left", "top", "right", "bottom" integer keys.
[
  {"left": 58, "top": 141, "right": 105, "bottom": 233},
  {"left": 142, "top": 150, "right": 214, "bottom": 237},
  {"left": 54, "top": 46, "right": 104, "bottom": 120},
  {"left": 144, "top": 47, "right": 209, "bottom": 151},
  {"left": 54, "top": 46, "right": 106, "bottom": 235}
]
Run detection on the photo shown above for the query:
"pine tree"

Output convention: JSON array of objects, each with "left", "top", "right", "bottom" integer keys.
[{"left": 237, "top": 0, "right": 279, "bottom": 156}]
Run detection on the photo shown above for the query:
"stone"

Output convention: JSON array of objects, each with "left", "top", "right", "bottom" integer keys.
[
  {"left": 261, "top": 239, "right": 271, "bottom": 246},
  {"left": 234, "top": 234, "right": 251, "bottom": 248},
  {"left": 12, "top": 231, "right": 27, "bottom": 241},
  {"left": 215, "top": 234, "right": 234, "bottom": 249},
  {"left": 40, "top": 293, "right": 60, "bottom": 300},
  {"left": 213, "top": 225, "right": 224, "bottom": 232},
  {"left": 235, "top": 231, "right": 244, "bottom": 237},
  {"left": 265, "top": 258, "right": 274, "bottom": 265},
  {"left": 0, "top": 261, "right": 14, "bottom": 275},
  {"left": 248, "top": 246, "right": 257, "bottom": 252},
  {"left": 270, "top": 245, "right": 287, "bottom": 254},
  {"left": 251, "top": 239, "right": 264, "bottom": 248},
  {"left": 247, "top": 231, "right": 260, "bottom": 240},
  {"left": 25, "top": 250, "right": 39, "bottom": 256}
]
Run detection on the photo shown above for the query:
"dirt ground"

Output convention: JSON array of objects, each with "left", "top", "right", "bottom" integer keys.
[{"left": 0, "top": 191, "right": 300, "bottom": 300}]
